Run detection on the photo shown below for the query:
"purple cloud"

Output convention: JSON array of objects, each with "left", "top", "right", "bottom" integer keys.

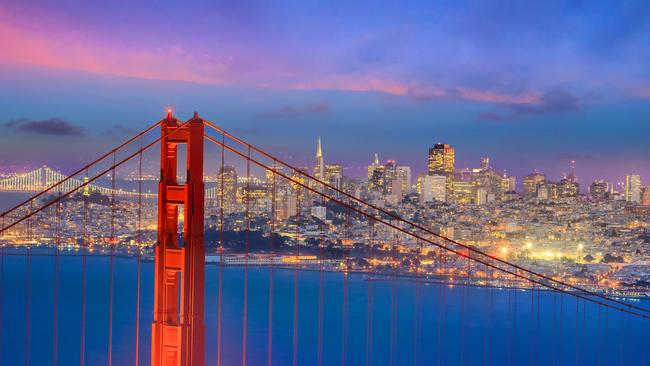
[
  {"left": 103, "top": 123, "right": 137, "bottom": 136},
  {"left": 259, "top": 102, "right": 330, "bottom": 119},
  {"left": 476, "top": 112, "right": 504, "bottom": 122},
  {"left": 476, "top": 88, "right": 581, "bottom": 121},
  {"left": 509, "top": 88, "right": 579, "bottom": 115},
  {"left": 5, "top": 118, "right": 84, "bottom": 136}
]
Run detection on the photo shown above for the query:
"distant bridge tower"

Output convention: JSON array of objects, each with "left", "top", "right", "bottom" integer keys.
[{"left": 151, "top": 111, "right": 205, "bottom": 366}]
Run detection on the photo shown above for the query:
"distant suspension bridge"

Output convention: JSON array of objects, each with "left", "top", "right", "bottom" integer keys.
[{"left": 0, "top": 166, "right": 236, "bottom": 199}]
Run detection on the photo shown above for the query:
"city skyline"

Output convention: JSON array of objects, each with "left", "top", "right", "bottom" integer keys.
[
  {"left": 0, "top": 134, "right": 646, "bottom": 195},
  {"left": 2, "top": 135, "right": 645, "bottom": 201}
]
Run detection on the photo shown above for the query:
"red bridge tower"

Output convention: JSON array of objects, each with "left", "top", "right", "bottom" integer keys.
[{"left": 151, "top": 112, "right": 205, "bottom": 366}]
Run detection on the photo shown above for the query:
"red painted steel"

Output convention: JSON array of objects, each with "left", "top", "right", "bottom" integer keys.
[{"left": 151, "top": 112, "right": 205, "bottom": 366}]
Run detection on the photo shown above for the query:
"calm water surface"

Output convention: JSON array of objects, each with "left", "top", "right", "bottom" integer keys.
[{"left": 1, "top": 249, "right": 649, "bottom": 365}]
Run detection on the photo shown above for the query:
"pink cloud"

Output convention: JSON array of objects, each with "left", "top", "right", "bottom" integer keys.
[
  {"left": 630, "top": 87, "right": 650, "bottom": 99},
  {"left": 0, "top": 16, "right": 541, "bottom": 106},
  {"left": 291, "top": 78, "right": 409, "bottom": 96},
  {"left": 0, "top": 19, "right": 232, "bottom": 85},
  {"left": 455, "top": 87, "right": 540, "bottom": 104},
  {"left": 406, "top": 85, "right": 540, "bottom": 104},
  {"left": 291, "top": 78, "right": 541, "bottom": 105}
]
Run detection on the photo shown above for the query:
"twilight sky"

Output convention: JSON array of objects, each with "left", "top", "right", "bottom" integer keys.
[{"left": 0, "top": 0, "right": 649, "bottom": 186}]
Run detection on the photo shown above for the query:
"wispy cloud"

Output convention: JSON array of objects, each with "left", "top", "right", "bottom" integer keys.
[
  {"left": 5, "top": 118, "right": 84, "bottom": 136},
  {"left": 476, "top": 88, "right": 581, "bottom": 121},
  {"left": 508, "top": 88, "right": 579, "bottom": 115},
  {"left": 103, "top": 123, "right": 137, "bottom": 136},
  {"left": 407, "top": 85, "right": 540, "bottom": 104},
  {"left": 259, "top": 102, "right": 330, "bottom": 119},
  {"left": 290, "top": 78, "right": 409, "bottom": 96},
  {"left": 476, "top": 112, "right": 504, "bottom": 122},
  {"left": 629, "top": 86, "right": 650, "bottom": 99}
]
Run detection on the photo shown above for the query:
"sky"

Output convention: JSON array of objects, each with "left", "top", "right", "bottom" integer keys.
[{"left": 0, "top": 0, "right": 649, "bottom": 187}]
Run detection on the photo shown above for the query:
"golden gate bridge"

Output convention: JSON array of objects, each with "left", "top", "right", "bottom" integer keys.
[{"left": 0, "top": 111, "right": 649, "bottom": 365}]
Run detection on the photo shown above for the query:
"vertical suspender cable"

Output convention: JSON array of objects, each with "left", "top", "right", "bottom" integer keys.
[
  {"left": 53, "top": 192, "right": 61, "bottom": 366},
  {"left": 292, "top": 185, "right": 300, "bottom": 366},
  {"left": 25, "top": 247, "right": 32, "bottom": 366},
  {"left": 134, "top": 140, "right": 143, "bottom": 366},
  {"left": 413, "top": 236, "right": 422, "bottom": 366},
  {"left": 242, "top": 146, "right": 250, "bottom": 366},
  {"left": 267, "top": 160, "right": 276, "bottom": 366},
  {"left": 553, "top": 292, "right": 558, "bottom": 366},
  {"left": 25, "top": 199, "right": 34, "bottom": 366},
  {"left": 530, "top": 282, "right": 535, "bottom": 366},
  {"left": 575, "top": 297, "right": 579, "bottom": 366},
  {"left": 317, "top": 191, "right": 324, "bottom": 366},
  {"left": 390, "top": 226, "right": 398, "bottom": 366},
  {"left": 0, "top": 209, "right": 3, "bottom": 363},
  {"left": 217, "top": 133, "right": 225, "bottom": 366},
  {"left": 108, "top": 153, "right": 116, "bottom": 366},
  {"left": 603, "top": 308, "right": 611, "bottom": 364},
  {"left": 342, "top": 205, "right": 349, "bottom": 366},
  {"left": 559, "top": 291, "right": 563, "bottom": 362},
  {"left": 366, "top": 218, "right": 374, "bottom": 366},
  {"left": 80, "top": 169, "right": 88, "bottom": 366}
]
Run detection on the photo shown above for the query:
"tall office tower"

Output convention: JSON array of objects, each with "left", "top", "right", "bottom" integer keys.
[
  {"left": 284, "top": 193, "right": 299, "bottom": 219},
  {"left": 369, "top": 166, "right": 385, "bottom": 192},
  {"left": 367, "top": 153, "right": 380, "bottom": 179},
  {"left": 420, "top": 175, "right": 447, "bottom": 203},
  {"left": 428, "top": 143, "right": 455, "bottom": 197},
  {"left": 416, "top": 174, "right": 426, "bottom": 195},
  {"left": 475, "top": 187, "right": 488, "bottom": 205},
  {"left": 218, "top": 165, "right": 238, "bottom": 207},
  {"left": 341, "top": 178, "right": 363, "bottom": 199},
  {"left": 313, "top": 137, "right": 325, "bottom": 182},
  {"left": 265, "top": 161, "right": 285, "bottom": 182},
  {"left": 427, "top": 143, "right": 455, "bottom": 176},
  {"left": 450, "top": 179, "right": 473, "bottom": 204},
  {"left": 395, "top": 166, "right": 412, "bottom": 196},
  {"left": 558, "top": 178, "right": 580, "bottom": 198},
  {"left": 238, "top": 180, "right": 267, "bottom": 205},
  {"left": 499, "top": 174, "right": 516, "bottom": 194},
  {"left": 324, "top": 163, "right": 343, "bottom": 189},
  {"left": 289, "top": 167, "right": 308, "bottom": 208},
  {"left": 480, "top": 157, "right": 490, "bottom": 170},
  {"left": 589, "top": 180, "right": 609, "bottom": 201},
  {"left": 625, "top": 174, "right": 641, "bottom": 203},
  {"left": 535, "top": 182, "right": 550, "bottom": 199},
  {"left": 523, "top": 172, "right": 546, "bottom": 197},
  {"left": 367, "top": 154, "right": 385, "bottom": 192},
  {"left": 642, "top": 186, "right": 650, "bottom": 206},
  {"left": 567, "top": 160, "right": 577, "bottom": 182},
  {"left": 507, "top": 176, "right": 517, "bottom": 192},
  {"left": 384, "top": 160, "right": 397, "bottom": 194}
]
